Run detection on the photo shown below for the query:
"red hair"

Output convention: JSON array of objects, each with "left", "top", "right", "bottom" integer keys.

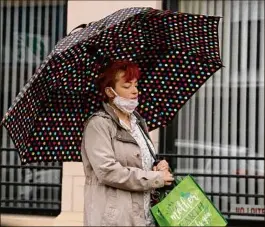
[{"left": 96, "top": 60, "right": 141, "bottom": 102}]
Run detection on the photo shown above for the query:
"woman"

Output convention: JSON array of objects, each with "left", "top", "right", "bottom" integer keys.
[{"left": 81, "top": 60, "right": 174, "bottom": 226}]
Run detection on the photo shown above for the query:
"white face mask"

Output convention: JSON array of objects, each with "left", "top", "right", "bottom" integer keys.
[{"left": 110, "top": 88, "right": 139, "bottom": 114}]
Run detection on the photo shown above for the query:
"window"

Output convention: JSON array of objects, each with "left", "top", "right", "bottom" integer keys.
[
  {"left": 0, "top": 0, "right": 67, "bottom": 216},
  {"left": 160, "top": 0, "right": 264, "bottom": 224}
]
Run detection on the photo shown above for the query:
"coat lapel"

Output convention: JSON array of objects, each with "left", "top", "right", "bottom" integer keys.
[
  {"left": 102, "top": 102, "right": 154, "bottom": 147},
  {"left": 102, "top": 103, "right": 138, "bottom": 145}
]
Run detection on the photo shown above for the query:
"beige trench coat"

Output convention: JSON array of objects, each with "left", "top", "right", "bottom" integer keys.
[{"left": 81, "top": 103, "right": 164, "bottom": 226}]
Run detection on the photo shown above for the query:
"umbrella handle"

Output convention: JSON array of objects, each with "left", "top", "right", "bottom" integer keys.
[{"left": 68, "top": 23, "right": 88, "bottom": 35}]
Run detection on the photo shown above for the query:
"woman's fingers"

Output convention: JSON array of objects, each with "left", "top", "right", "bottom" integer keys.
[
  {"left": 162, "top": 170, "right": 174, "bottom": 185},
  {"left": 158, "top": 166, "right": 168, "bottom": 171},
  {"left": 156, "top": 160, "right": 169, "bottom": 170}
]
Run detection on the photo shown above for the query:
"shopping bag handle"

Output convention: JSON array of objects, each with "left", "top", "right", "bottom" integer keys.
[
  {"left": 136, "top": 122, "right": 178, "bottom": 187},
  {"left": 136, "top": 122, "right": 175, "bottom": 172},
  {"left": 136, "top": 122, "right": 157, "bottom": 161}
]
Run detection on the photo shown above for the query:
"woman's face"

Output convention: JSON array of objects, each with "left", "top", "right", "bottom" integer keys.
[{"left": 106, "top": 70, "right": 138, "bottom": 100}]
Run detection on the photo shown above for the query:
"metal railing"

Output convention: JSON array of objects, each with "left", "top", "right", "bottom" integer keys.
[{"left": 0, "top": 148, "right": 62, "bottom": 216}]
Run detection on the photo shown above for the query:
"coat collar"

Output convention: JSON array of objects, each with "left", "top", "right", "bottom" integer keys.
[
  {"left": 102, "top": 102, "right": 151, "bottom": 141},
  {"left": 102, "top": 102, "right": 134, "bottom": 129}
]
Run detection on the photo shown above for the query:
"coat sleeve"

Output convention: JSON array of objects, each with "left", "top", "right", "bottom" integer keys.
[{"left": 83, "top": 116, "right": 165, "bottom": 191}]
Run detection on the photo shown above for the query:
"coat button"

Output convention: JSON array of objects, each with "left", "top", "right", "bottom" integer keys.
[
  {"left": 136, "top": 153, "right": 140, "bottom": 157},
  {"left": 152, "top": 180, "right": 160, "bottom": 188}
]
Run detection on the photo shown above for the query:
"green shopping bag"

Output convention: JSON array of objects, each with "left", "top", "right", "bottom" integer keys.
[{"left": 151, "top": 175, "right": 228, "bottom": 226}]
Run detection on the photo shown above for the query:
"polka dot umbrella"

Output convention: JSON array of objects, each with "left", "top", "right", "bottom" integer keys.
[{"left": 1, "top": 7, "right": 223, "bottom": 164}]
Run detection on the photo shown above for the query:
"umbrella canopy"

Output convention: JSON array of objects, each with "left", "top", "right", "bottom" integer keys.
[{"left": 1, "top": 7, "right": 223, "bottom": 164}]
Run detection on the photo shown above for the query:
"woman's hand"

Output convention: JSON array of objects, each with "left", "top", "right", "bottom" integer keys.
[
  {"left": 161, "top": 169, "right": 174, "bottom": 186},
  {"left": 152, "top": 160, "right": 173, "bottom": 185},
  {"left": 153, "top": 160, "right": 170, "bottom": 171}
]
